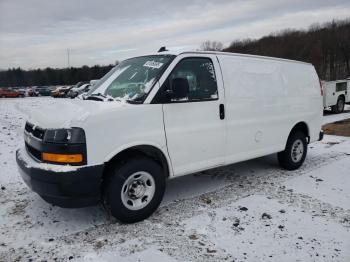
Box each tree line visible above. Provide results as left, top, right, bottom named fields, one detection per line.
left=0, top=64, right=114, bottom=87
left=220, top=19, right=349, bottom=81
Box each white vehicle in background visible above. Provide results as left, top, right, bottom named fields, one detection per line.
left=323, top=79, right=350, bottom=113
left=76, top=80, right=99, bottom=100
left=90, top=79, right=99, bottom=87
left=16, top=51, right=323, bottom=223
left=67, top=84, right=91, bottom=99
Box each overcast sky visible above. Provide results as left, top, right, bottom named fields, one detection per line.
left=0, top=0, right=349, bottom=69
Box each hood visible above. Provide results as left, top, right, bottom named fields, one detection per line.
left=27, top=99, right=128, bottom=129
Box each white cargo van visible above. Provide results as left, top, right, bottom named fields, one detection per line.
left=16, top=51, right=323, bottom=223
left=323, top=79, right=350, bottom=113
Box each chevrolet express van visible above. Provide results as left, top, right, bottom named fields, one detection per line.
left=16, top=51, right=323, bottom=223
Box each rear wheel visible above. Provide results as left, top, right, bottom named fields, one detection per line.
left=278, top=131, right=307, bottom=170
left=103, top=157, right=166, bottom=223
left=331, top=96, right=345, bottom=114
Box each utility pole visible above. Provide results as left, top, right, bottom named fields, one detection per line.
left=67, top=48, right=70, bottom=68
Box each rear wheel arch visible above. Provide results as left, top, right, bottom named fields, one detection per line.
left=339, top=94, right=345, bottom=101
left=289, top=122, right=309, bottom=143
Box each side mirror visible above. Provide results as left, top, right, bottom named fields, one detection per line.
left=167, top=78, right=189, bottom=101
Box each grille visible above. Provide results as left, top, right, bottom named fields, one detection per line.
left=25, top=142, right=42, bottom=161
left=25, top=122, right=45, bottom=140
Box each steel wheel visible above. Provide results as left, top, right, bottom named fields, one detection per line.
left=120, top=171, right=155, bottom=211
left=291, top=139, right=304, bottom=163
left=104, top=157, right=166, bottom=223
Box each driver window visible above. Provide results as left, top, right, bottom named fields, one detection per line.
left=168, top=58, right=218, bottom=102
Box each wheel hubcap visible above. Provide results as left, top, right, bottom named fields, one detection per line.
left=291, top=139, right=304, bottom=163
left=121, top=171, right=155, bottom=211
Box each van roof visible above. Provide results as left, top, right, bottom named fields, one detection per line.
left=154, top=50, right=311, bottom=66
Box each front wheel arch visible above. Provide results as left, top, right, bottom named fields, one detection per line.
left=102, top=145, right=171, bottom=183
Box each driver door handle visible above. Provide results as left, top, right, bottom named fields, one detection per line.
left=219, top=104, right=225, bottom=120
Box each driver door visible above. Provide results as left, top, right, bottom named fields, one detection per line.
left=160, top=55, right=226, bottom=176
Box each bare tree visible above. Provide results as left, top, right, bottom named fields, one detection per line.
left=200, top=41, right=224, bottom=51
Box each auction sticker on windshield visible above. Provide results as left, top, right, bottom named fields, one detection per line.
left=143, top=61, right=164, bottom=69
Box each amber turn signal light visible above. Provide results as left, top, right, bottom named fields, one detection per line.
left=42, top=152, right=83, bottom=164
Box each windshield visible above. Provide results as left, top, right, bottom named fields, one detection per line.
left=86, top=55, right=175, bottom=103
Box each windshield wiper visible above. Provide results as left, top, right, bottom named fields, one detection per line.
left=85, top=93, right=132, bottom=103
left=126, top=100, right=141, bottom=104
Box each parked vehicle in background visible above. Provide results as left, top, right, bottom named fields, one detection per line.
left=16, top=51, right=323, bottom=223
left=323, top=79, right=350, bottom=113
left=59, top=86, right=73, bottom=98
left=67, top=84, right=91, bottom=99
left=51, top=86, right=72, bottom=98
left=51, top=86, right=60, bottom=98
left=90, top=79, right=99, bottom=87
left=75, top=80, right=99, bottom=99
left=28, top=87, right=39, bottom=97
left=0, top=88, right=23, bottom=98
left=36, top=86, right=52, bottom=96
left=62, top=82, right=88, bottom=98
left=17, top=88, right=26, bottom=97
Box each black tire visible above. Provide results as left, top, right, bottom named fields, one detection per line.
left=278, top=131, right=307, bottom=170
left=331, top=96, right=345, bottom=114
left=103, top=157, right=166, bottom=223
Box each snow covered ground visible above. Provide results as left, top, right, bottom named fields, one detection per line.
left=0, top=97, right=349, bottom=261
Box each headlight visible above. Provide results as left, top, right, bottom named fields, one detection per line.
left=43, top=128, right=86, bottom=144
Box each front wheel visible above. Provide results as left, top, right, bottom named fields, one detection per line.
left=278, top=131, right=307, bottom=170
left=104, top=157, right=166, bottom=223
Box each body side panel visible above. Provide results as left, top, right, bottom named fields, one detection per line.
left=217, top=54, right=322, bottom=164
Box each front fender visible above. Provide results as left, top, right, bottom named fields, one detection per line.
left=103, top=142, right=174, bottom=177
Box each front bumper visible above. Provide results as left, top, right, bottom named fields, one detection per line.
left=16, top=148, right=104, bottom=208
